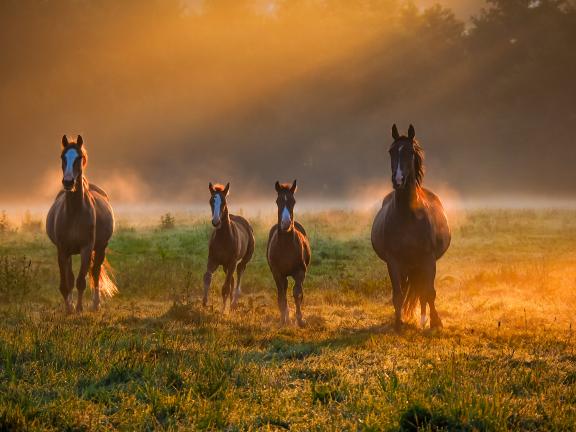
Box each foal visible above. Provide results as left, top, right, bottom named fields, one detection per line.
left=267, top=180, right=311, bottom=327
left=203, top=183, right=255, bottom=310
left=46, top=135, right=117, bottom=313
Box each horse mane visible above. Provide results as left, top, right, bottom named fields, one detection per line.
left=211, top=184, right=227, bottom=192
left=391, top=136, right=425, bottom=186
left=277, top=183, right=293, bottom=191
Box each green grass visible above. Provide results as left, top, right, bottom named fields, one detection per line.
left=0, top=209, right=575, bottom=430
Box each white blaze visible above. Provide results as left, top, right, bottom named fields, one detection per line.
left=395, top=165, right=404, bottom=185
left=395, top=145, right=404, bottom=185
left=64, top=149, right=79, bottom=177
left=281, top=206, right=291, bottom=226
left=213, top=194, right=222, bottom=221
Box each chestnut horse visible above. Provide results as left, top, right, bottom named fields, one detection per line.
left=267, top=180, right=311, bottom=327
left=203, top=183, right=255, bottom=310
left=46, top=135, right=117, bottom=314
left=371, top=125, right=450, bottom=331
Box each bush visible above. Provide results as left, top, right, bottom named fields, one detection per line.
left=160, top=213, right=176, bottom=230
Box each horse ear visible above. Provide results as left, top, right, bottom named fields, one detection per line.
left=76, top=135, right=83, bottom=147
left=275, top=181, right=281, bottom=192
left=408, top=124, right=415, bottom=140
left=209, top=182, right=215, bottom=194
left=224, top=182, right=230, bottom=196
left=62, top=135, right=69, bottom=148
left=392, top=124, right=400, bottom=141
left=290, top=179, right=298, bottom=194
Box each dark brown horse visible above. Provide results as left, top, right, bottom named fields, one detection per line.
left=267, top=180, right=311, bottom=327
left=371, top=125, right=450, bottom=331
left=203, top=182, right=255, bottom=310
left=46, top=135, right=117, bottom=314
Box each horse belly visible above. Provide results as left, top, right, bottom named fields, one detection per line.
left=371, top=205, right=392, bottom=262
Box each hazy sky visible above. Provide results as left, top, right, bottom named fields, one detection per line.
left=1, top=0, right=574, bottom=208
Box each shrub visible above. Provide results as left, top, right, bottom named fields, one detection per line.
left=160, top=213, right=176, bottom=230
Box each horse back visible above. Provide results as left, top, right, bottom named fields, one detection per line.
left=89, top=183, right=109, bottom=199
left=229, top=214, right=255, bottom=262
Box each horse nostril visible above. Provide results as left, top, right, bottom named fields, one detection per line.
left=62, top=179, right=74, bottom=189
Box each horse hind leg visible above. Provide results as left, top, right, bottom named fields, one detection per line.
left=421, top=260, right=443, bottom=329
left=231, top=260, right=248, bottom=310
left=420, top=298, right=428, bottom=329
left=222, top=264, right=236, bottom=311
left=90, top=248, right=106, bottom=311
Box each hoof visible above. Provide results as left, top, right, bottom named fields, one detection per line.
left=76, top=304, right=83, bottom=313
left=202, top=299, right=208, bottom=308
left=296, top=318, right=307, bottom=328
left=90, top=303, right=100, bottom=312
left=430, top=319, right=443, bottom=330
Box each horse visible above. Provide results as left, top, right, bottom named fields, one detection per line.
left=46, top=135, right=117, bottom=314
left=203, top=182, right=255, bottom=310
left=267, top=180, right=311, bottom=327
left=371, top=125, right=451, bottom=331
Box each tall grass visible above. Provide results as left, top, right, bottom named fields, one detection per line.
left=0, top=209, right=574, bottom=429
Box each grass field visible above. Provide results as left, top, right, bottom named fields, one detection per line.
left=0, top=208, right=575, bottom=431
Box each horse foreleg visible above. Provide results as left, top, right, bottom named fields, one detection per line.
left=203, top=260, right=218, bottom=307
left=58, top=252, right=73, bottom=314
left=273, top=273, right=289, bottom=325
left=76, top=246, right=92, bottom=313
left=90, top=248, right=105, bottom=311
left=293, top=270, right=306, bottom=328
left=222, top=263, right=236, bottom=311
left=386, top=260, right=404, bottom=331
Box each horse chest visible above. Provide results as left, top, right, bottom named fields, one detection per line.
left=57, top=217, right=95, bottom=252
left=385, top=216, right=433, bottom=258
left=209, top=233, right=238, bottom=263
left=269, top=238, right=304, bottom=275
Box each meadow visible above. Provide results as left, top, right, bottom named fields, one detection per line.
left=0, top=208, right=575, bottom=431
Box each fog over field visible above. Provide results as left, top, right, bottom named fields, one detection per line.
left=1, top=0, right=575, bottom=209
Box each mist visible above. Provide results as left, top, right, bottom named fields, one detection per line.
left=1, top=0, right=575, bottom=209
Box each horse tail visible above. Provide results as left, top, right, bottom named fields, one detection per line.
left=89, top=254, right=118, bottom=298
left=401, top=276, right=419, bottom=322
left=99, top=258, right=118, bottom=298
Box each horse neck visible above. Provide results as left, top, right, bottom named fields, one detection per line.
left=215, top=208, right=232, bottom=239
left=394, top=180, right=420, bottom=214
left=276, top=219, right=296, bottom=242
left=65, top=175, right=89, bottom=211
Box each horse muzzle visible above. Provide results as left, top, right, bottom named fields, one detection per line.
left=62, top=178, right=75, bottom=191
left=211, top=218, right=221, bottom=228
